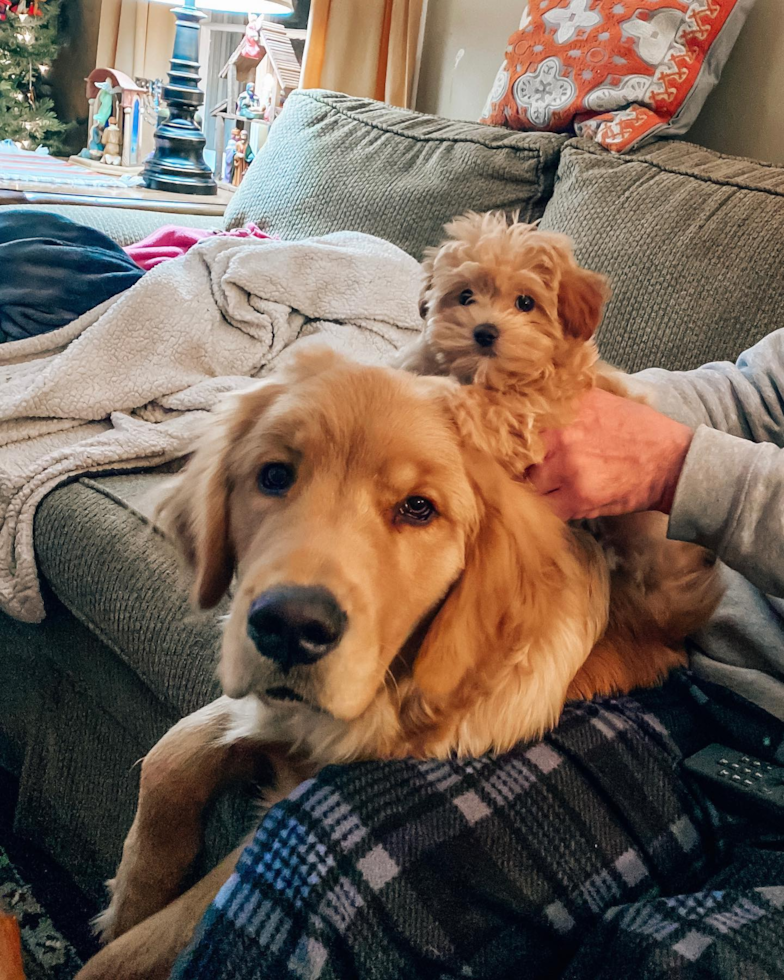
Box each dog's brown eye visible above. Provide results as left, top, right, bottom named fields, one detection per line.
left=458, top=289, right=474, bottom=306
left=258, top=462, right=295, bottom=497
left=397, top=495, right=437, bottom=526
left=516, top=295, right=535, bottom=313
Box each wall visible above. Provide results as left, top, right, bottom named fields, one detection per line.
left=52, top=0, right=103, bottom=144
left=687, top=0, right=784, bottom=163
left=416, top=0, right=784, bottom=165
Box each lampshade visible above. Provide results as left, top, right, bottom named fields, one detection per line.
left=148, top=0, right=293, bottom=13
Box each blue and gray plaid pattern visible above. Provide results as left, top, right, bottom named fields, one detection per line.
left=173, top=673, right=784, bottom=979
left=563, top=887, right=784, bottom=978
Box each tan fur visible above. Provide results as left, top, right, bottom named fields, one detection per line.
left=396, top=209, right=722, bottom=694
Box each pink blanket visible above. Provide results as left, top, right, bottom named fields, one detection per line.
left=124, top=222, right=273, bottom=271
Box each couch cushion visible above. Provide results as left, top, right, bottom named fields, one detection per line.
left=540, top=139, right=784, bottom=373
left=0, top=205, right=222, bottom=247
left=224, top=89, right=566, bottom=259
left=34, top=473, right=223, bottom=719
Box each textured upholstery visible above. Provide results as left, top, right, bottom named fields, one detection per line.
left=34, top=474, right=224, bottom=719
left=2, top=587, right=251, bottom=900
left=224, top=89, right=566, bottom=258
left=0, top=473, right=239, bottom=898
left=541, top=139, right=784, bottom=373
left=0, top=607, right=56, bottom=775
left=0, top=204, right=222, bottom=247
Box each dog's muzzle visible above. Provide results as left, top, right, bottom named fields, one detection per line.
left=247, top=585, right=347, bottom=673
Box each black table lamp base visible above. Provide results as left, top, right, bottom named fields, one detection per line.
left=142, top=0, right=217, bottom=196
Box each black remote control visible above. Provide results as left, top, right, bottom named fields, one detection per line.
left=683, top=743, right=784, bottom=818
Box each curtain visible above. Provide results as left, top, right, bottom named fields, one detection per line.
left=301, top=0, right=425, bottom=108
left=95, top=0, right=176, bottom=82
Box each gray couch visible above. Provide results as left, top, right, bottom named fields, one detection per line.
left=2, top=89, right=783, bottom=904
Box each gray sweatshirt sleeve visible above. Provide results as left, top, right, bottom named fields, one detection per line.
left=630, top=329, right=784, bottom=597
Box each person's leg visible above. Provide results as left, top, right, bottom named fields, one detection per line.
left=172, top=673, right=739, bottom=980
left=563, top=851, right=784, bottom=979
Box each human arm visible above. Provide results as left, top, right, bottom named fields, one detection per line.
left=528, top=330, right=784, bottom=597
left=628, top=328, right=784, bottom=443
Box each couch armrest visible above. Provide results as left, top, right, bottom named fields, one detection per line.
left=0, top=204, right=223, bottom=247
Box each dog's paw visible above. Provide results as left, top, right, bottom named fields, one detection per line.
left=93, top=870, right=170, bottom=945
left=91, top=904, right=116, bottom=946
left=92, top=876, right=128, bottom=945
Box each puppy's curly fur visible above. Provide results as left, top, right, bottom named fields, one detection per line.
left=395, top=210, right=630, bottom=469
left=395, top=210, right=722, bottom=685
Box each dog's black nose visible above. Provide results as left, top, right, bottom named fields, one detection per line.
left=247, top=585, right=347, bottom=673
left=473, top=324, right=499, bottom=349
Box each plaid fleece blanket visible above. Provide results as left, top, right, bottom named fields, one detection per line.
left=173, top=673, right=784, bottom=979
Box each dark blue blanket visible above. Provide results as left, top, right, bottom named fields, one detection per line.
left=0, top=210, right=143, bottom=343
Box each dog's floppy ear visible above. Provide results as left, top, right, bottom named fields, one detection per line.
left=413, top=448, right=563, bottom=704
left=155, top=415, right=236, bottom=610
left=155, top=382, right=282, bottom=609
left=558, top=263, right=610, bottom=341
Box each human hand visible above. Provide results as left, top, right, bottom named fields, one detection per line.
left=526, top=388, right=694, bottom=521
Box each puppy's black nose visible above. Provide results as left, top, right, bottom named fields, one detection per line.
left=247, top=586, right=347, bottom=673
left=473, top=324, right=499, bottom=349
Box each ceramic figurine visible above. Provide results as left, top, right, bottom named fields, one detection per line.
left=223, top=127, right=241, bottom=183
left=241, top=14, right=263, bottom=61
left=94, top=80, right=116, bottom=127
left=231, top=130, right=254, bottom=186
left=87, top=121, right=104, bottom=159
left=236, top=82, right=263, bottom=119
left=100, top=117, right=122, bottom=166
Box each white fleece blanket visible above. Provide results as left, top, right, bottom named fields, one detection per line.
left=0, top=231, right=422, bottom=622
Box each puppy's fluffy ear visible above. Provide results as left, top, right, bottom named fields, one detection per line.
left=558, top=264, right=610, bottom=341
left=413, top=447, right=562, bottom=703
left=155, top=382, right=282, bottom=609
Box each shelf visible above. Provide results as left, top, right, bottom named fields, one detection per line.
left=212, top=110, right=271, bottom=124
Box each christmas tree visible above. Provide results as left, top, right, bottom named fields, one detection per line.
left=0, top=0, right=66, bottom=151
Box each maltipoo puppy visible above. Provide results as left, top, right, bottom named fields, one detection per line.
left=394, top=210, right=720, bottom=684
left=394, top=210, right=628, bottom=471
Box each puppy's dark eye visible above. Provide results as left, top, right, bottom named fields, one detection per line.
left=516, top=295, right=535, bottom=313
left=258, top=462, right=295, bottom=496
left=458, top=289, right=474, bottom=306
left=397, top=496, right=437, bottom=526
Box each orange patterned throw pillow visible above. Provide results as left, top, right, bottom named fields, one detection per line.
left=480, top=0, right=755, bottom=151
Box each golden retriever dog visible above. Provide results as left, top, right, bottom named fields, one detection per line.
left=76, top=342, right=710, bottom=980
